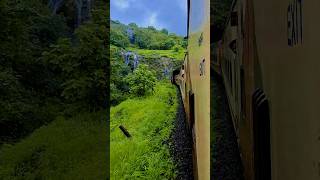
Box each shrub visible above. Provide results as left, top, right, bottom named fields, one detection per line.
left=125, top=64, right=156, bottom=97
left=172, top=45, right=182, bottom=52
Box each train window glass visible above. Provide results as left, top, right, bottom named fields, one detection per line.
left=235, top=62, right=238, bottom=103
left=228, top=61, right=231, bottom=86
left=226, top=59, right=229, bottom=81
left=226, top=60, right=229, bottom=83
left=230, top=61, right=233, bottom=94
left=228, top=61, right=230, bottom=84
left=231, top=11, right=238, bottom=26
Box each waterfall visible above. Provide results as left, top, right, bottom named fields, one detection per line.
left=123, top=51, right=139, bottom=70
left=48, top=0, right=64, bottom=14
left=160, top=57, right=173, bottom=79
left=133, top=54, right=139, bottom=69
left=48, top=0, right=92, bottom=28
left=126, top=28, right=135, bottom=44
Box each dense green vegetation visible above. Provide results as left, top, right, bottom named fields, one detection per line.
left=110, top=83, right=177, bottom=179
left=110, top=18, right=185, bottom=179
left=0, top=111, right=107, bottom=179
left=0, top=0, right=183, bottom=177
left=125, top=64, right=157, bottom=97
left=0, top=0, right=108, bottom=178
left=0, top=0, right=108, bottom=142
left=127, top=47, right=185, bottom=60
left=111, top=20, right=187, bottom=50
left=110, top=20, right=185, bottom=106
left=211, top=0, right=233, bottom=42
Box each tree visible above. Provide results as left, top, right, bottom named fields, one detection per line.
left=172, top=45, right=182, bottom=52
left=110, top=46, right=131, bottom=105
left=0, top=0, right=70, bottom=140
left=147, top=26, right=157, bottom=31
left=43, top=7, right=109, bottom=111
left=160, top=28, right=169, bottom=35
left=161, top=38, right=175, bottom=50
left=110, top=28, right=130, bottom=48
left=211, top=0, right=233, bottom=42
left=128, top=23, right=138, bottom=28
left=125, top=64, right=156, bottom=97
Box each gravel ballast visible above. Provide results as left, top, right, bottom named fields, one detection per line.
left=170, top=88, right=194, bottom=180
left=211, top=70, right=244, bottom=180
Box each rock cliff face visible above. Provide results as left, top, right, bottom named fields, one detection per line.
left=48, top=0, right=93, bottom=29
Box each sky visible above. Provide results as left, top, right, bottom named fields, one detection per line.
left=110, top=0, right=187, bottom=36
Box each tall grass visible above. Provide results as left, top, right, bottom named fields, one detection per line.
left=110, top=82, right=177, bottom=179
left=0, top=112, right=107, bottom=180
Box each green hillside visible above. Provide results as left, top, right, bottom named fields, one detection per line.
left=0, top=112, right=107, bottom=179
left=110, top=20, right=187, bottom=50
left=0, top=0, right=108, bottom=179
left=110, top=19, right=185, bottom=179
left=110, top=83, right=177, bottom=179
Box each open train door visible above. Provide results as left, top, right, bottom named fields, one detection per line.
left=252, top=89, right=271, bottom=180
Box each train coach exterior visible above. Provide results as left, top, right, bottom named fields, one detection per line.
left=218, top=0, right=320, bottom=179
left=173, top=0, right=210, bottom=179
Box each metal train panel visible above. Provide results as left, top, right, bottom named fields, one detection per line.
left=252, top=0, right=320, bottom=179
left=219, top=0, right=320, bottom=179
left=187, top=0, right=210, bottom=179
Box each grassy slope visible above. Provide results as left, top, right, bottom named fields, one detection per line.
left=110, top=44, right=185, bottom=61
left=127, top=47, right=185, bottom=60
left=0, top=112, right=107, bottom=180
left=110, top=82, right=177, bottom=179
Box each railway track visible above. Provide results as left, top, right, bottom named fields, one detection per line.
left=211, top=70, right=244, bottom=180
left=170, top=88, right=194, bottom=180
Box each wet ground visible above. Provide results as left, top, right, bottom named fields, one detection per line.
left=170, top=88, right=194, bottom=180
left=211, top=70, right=244, bottom=180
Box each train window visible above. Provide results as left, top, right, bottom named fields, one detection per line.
left=240, top=67, right=246, bottom=118
left=226, top=60, right=229, bottom=83
left=230, top=61, right=233, bottom=94
left=229, top=40, right=237, bottom=54
left=228, top=61, right=231, bottom=86
left=235, top=61, right=238, bottom=103
left=231, top=11, right=238, bottom=26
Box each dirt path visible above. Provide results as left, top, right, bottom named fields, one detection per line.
left=170, top=88, right=194, bottom=180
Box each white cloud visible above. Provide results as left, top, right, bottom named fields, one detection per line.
left=112, top=0, right=134, bottom=10
left=143, top=12, right=164, bottom=29
left=148, top=13, right=158, bottom=27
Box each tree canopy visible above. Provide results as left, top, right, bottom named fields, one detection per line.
left=0, top=0, right=108, bottom=141
left=211, top=0, right=233, bottom=42
left=110, top=20, right=187, bottom=50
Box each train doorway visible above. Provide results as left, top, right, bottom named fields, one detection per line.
left=252, top=89, right=271, bottom=180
